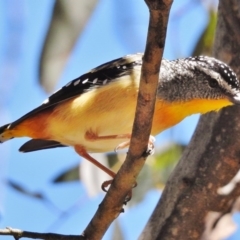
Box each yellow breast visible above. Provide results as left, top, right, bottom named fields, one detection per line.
left=151, top=98, right=233, bottom=135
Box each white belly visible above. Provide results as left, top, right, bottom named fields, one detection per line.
left=46, top=74, right=139, bottom=152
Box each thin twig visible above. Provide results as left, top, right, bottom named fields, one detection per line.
left=83, top=1, right=173, bottom=239
left=0, top=227, right=83, bottom=240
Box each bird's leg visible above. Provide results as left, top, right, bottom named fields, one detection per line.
left=74, top=145, right=118, bottom=196
left=115, top=135, right=156, bottom=155
left=74, top=145, right=134, bottom=202
left=74, top=145, right=116, bottom=178
left=85, top=130, right=131, bottom=141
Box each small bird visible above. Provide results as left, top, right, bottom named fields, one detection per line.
left=1, top=53, right=240, bottom=185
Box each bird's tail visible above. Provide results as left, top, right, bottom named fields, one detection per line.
left=0, top=123, right=14, bottom=143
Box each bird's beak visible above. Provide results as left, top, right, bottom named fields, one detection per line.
left=231, top=92, right=240, bottom=104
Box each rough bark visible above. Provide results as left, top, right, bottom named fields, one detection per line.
left=0, top=1, right=173, bottom=239
left=83, top=1, right=173, bottom=239
left=140, top=0, right=240, bottom=239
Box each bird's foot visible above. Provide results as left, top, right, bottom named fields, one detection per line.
left=147, top=135, right=155, bottom=155
left=101, top=179, right=137, bottom=203
left=114, top=140, right=131, bottom=152
left=115, top=135, right=156, bottom=154
left=101, top=179, right=114, bottom=192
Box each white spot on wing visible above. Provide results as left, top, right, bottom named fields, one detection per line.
left=65, top=81, right=72, bottom=87
left=93, top=78, right=98, bottom=84
left=74, top=79, right=81, bottom=86
left=82, top=78, right=88, bottom=84
left=42, top=98, right=49, bottom=104
left=103, top=79, right=108, bottom=85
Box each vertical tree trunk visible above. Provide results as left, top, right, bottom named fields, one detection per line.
left=140, top=0, right=240, bottom=239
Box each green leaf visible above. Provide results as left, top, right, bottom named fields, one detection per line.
left=149, top=143, right=185, bottom=185
left=7, top=179, right=44, bottom=199
left=192, top=9, right=217, bottom=56
left=106, top=152, right=119, bottom=168
left=53, top=165, right=79, bottom=183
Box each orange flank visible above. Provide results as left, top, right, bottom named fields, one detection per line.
left=6, top=111, right=52, bottom=140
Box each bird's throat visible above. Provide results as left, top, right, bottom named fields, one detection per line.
left=151, top=98, right=233, bottom=134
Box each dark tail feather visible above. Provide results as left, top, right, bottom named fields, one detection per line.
left=19, top=139, right=67, bottom=152
left=0, top=123, right=12, bottom=143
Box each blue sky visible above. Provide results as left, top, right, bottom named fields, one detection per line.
left=0, top=0, right=239, bottom=239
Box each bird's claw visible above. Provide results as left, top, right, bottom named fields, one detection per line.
left=101, top=180, right=138, bottom=203
left=115, top=135, right=156, bottom=154
left=147, top=136, right=155, bottom=155
left=101, top=179, right=113, bottom=192
left=123, top=181, right=138, bottom=204
left=114, top=140, right=130, bottom=152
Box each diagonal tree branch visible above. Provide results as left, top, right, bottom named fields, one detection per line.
left=82, top=0, right=173, bottom=239
left=140, top=0, right=240, bottom=239
left=0, top=1, right=173, bottom=239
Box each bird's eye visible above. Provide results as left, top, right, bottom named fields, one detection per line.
left=208, top=78, right=219, bottom=88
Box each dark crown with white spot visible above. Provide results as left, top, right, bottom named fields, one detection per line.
left=186, top=56, right=239, bottom=90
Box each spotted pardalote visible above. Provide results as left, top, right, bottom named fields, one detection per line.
left=0, top=53, right=239, bottom=180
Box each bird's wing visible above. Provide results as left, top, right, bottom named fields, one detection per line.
left=19, top=139, right=66, bottom=152
left=10, top=54, right=143, bottom=129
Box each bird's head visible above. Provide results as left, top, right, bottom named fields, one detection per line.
left=159, top=56, right=240, bottom=113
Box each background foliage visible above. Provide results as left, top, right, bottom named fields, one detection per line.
left=1, top=0, right=239, bottom=239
